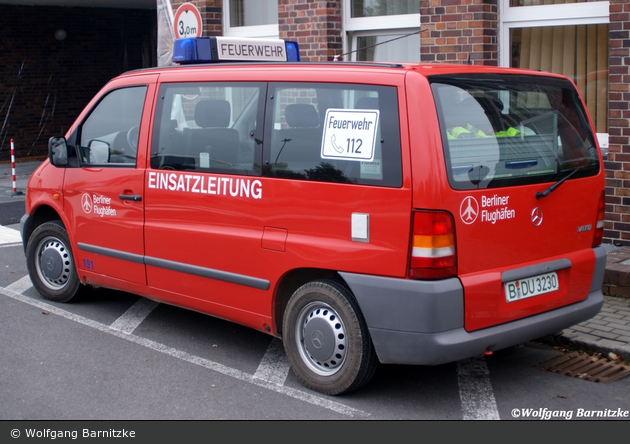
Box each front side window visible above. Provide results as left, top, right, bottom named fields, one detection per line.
left=431, top=74, right=600, bottom=190
left=263, top=83, right=402, bottom=187
left=151, top=82, right=264, bottom=176
left=79, top=86, right=147, bottom=166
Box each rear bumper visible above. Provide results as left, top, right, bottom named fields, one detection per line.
left=339, top=245, right=606, bottom=365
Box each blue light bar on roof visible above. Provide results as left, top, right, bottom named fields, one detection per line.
left=173, top=37, right=301, bottom=64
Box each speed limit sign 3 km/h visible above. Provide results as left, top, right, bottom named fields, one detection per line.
left=174, top=3, right=203, bottom=39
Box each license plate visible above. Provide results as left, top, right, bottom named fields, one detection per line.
left=504, top=271, right=559, bottom=302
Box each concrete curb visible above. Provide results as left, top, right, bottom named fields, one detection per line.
left=537, top=295, right=630, bottom=364
left=539, top=332, right=630, bottom=363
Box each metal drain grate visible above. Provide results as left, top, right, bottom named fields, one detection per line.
left=537, top=351, right=630, bottom=384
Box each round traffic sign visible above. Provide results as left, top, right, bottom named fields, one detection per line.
left=174, top=3, right=203, bottom=39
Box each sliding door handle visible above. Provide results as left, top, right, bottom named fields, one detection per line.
left=119, top=194, right=142, bottom=202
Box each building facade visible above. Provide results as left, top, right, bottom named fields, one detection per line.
left=0, top=0, right=627, bottom=246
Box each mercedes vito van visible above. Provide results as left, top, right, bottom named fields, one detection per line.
left=22, top=37, right=606, bottom=395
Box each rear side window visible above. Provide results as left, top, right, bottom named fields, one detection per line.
left=430, top=74, right=600, bottom=190
left=263, top=83, right=402, bottom=187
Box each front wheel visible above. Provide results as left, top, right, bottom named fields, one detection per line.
left=282, top=279, right=378, bottom=395
left=26, top=221, right=90, bottom=303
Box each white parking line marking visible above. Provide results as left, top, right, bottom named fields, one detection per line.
left=5, top=275, right=33, bottom=294
left=0, top=285, right=368, bottom=418
left=0, top=226, right=21, bottom=245
left=457, top=356, right=500, bottom=420
left=109, top=298, right=160, bottom=334
left=254, top=338, right=291, bottom=385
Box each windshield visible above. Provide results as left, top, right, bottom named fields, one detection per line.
left=430, top=74, right=600, bottom=190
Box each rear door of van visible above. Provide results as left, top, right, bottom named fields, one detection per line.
left=411, top=71, right=605, bottom=332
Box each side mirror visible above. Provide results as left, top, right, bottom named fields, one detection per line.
left=48, top=136, right=68, bottom=167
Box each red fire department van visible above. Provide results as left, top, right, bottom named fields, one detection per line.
left=21, top=37, right=606, bottom=395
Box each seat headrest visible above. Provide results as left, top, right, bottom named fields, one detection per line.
left=194, top=100, right=231, bottom=128
left=476, top=96, right=504, bottom=113
left=459, top=97, right=492, bottom=128
left=443, top=97, right=489, bottom=129
left=284, top=104, right=319, bottom=128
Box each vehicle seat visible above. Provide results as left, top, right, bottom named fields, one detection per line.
left=271, top=103, right=323, bottom=165
left=186, top=99, right=239, bottom=168
left=476, top=96, right=511, bottom=132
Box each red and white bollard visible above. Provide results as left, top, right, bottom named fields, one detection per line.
left=8, top=139, right=24, bottom=196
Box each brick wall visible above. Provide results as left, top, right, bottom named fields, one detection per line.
left=0, top=5, right=155, bottom=162
left=278, top=0, right=342, bottom=62
left=604, top=0, right=630, bottom=246
left=420, top=0, right=498, bottom=65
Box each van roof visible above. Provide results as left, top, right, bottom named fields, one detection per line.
left=117, top=60, right=566, bottom=82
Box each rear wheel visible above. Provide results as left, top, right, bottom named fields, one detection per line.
left=282, top=279, right=378, bottom=395
left=26, top=221, right=90, bottom=302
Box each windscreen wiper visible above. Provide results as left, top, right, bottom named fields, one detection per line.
left=535, top=164, right=592, bottom=199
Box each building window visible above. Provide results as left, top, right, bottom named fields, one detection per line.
left=355, top=33, right=420, bottom=62
left=509, top=0, right=606, bottom=6
left=225, top=0, right=278, bottom=38
left=500, top=0, right=610, bottom=139
left=510, top=24, right=608, bottom=134
left=351, top=0, right=419, bottom=17
left=344, top=0, right=420, bottom=62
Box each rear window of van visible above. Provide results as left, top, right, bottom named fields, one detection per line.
left=430, top=74, right=600, bottom=190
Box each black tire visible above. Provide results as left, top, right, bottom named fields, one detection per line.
left=25, top=220, right=90, bottom=303
left=282, top=279, right=378, bottom=395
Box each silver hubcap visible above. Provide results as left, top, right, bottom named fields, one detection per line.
left=296, top=302, right=348, bottom=376
left=35, top=236, right=72, bottom=291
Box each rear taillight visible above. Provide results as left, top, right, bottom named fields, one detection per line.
left=593, top=191, right=605, bottom=247
left=409, top=210, right=456, bottom=279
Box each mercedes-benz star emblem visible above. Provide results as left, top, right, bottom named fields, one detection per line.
left=310, top=330, right=324, bottom=349
left=45, top=257, right=55, bottom=271
left=531, top=207, right=543, bottom=226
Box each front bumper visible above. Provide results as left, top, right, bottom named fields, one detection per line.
left=20, top=213, right=30, bottom=252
